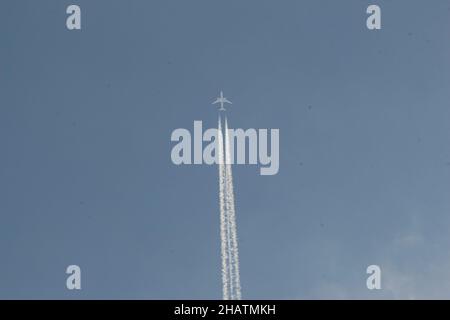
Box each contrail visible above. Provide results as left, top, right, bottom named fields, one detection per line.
left=224, top=116, right=242, bottom=300
left=217, top=115, right=242, bottom=300
left=217, top=116, right=230, bottom=300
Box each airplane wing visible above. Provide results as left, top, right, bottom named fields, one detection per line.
left=212, top=99, right=220, bottom=104
left=223, top=98, right=232, bottom=104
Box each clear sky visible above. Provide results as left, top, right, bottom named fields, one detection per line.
left=1, top=0, right=450, bottom=299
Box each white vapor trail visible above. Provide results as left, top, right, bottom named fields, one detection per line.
left=224, top=117, right=242, bottom=300
left=217, top=115, right=242, bottom=300
left=217, top=117, right=230, bottom=300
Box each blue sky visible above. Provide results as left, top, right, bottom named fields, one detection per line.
left=1, top=0, right=450, bottom=299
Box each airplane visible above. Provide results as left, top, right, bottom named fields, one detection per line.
left=212, top=91, right=232, bottom=111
